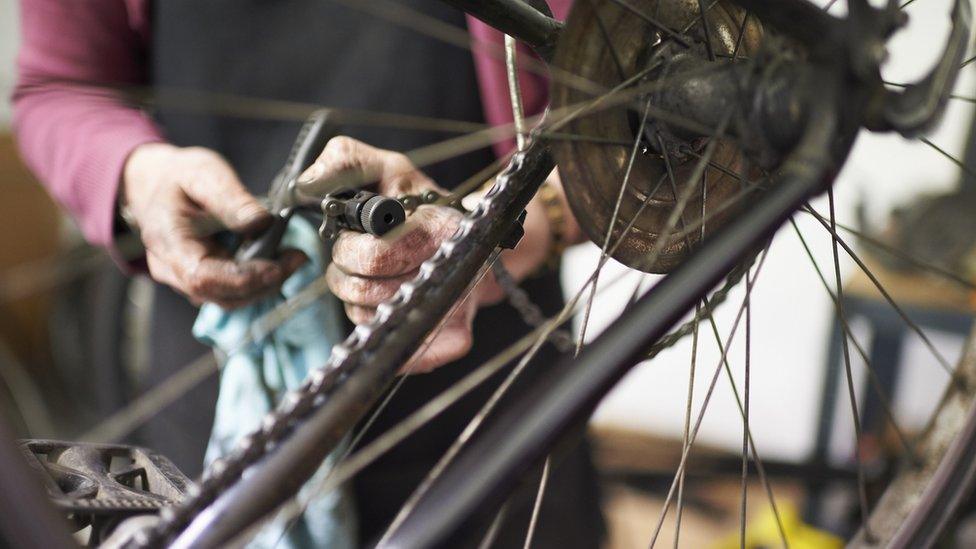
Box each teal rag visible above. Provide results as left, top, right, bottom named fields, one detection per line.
left=193, top=216, right=356, bottom=549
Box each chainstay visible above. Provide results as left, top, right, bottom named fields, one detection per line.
left=137, top=143, right=556, bottom=548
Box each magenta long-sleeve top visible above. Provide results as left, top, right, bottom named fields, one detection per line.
left=13, top=0, right=570, bottom=254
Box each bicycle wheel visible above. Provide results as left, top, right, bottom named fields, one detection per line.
left=9, top=0, right=976, bottom=547
left=357, top=1, right=976, bottom=548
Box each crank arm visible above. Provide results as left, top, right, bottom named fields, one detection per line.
left=235, top=110, right=339, bottom=261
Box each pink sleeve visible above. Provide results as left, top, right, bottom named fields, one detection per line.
left=467, top=0, right=573, bottom=158
left=12, top=0, right=163, bottom=251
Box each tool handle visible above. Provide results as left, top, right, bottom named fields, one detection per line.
left=267, top=110, right=339, bottom=210
left=238, top=111, right=339, bottom=261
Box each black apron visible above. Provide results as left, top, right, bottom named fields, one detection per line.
left=144, top=1, right=605, bottom=546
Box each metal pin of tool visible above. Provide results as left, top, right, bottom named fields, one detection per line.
left=319, top=188, right=407, bottom=242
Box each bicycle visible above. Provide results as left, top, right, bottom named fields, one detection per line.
left=6, top=0, right=976, bottom=547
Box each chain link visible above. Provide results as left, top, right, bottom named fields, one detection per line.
left=400, top=188, right=574, bottom=354
left=491, top=262, right=576, bottom=353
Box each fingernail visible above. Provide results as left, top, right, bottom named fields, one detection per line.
left=298, top=163, right=323, bottom=184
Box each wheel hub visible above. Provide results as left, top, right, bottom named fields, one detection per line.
left=550, top=0, right=764, bottom=273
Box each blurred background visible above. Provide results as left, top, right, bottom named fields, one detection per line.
left=2, top=0, right=975, bottom=546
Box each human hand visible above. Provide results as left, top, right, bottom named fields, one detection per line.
left=122, top=143, right=306, bottom=308
left=304, top=137, right=502, bottom=374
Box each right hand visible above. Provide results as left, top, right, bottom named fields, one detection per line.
left=122, top=143, right=306, bottom=309
left=303, top=136, right=503, bottom=373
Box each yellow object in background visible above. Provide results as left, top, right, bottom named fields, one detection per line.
left=713, top=502, right=842, bottom=549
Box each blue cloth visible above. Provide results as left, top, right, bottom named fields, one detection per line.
left=193, top=216, right=356, bottom=549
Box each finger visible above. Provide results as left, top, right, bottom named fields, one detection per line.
left=331, top=206, right=461, bottom=277
left=149, top=251, right=242, bottom=309
left=146, top=251, right=180, bottom=291
left=178, top=148, right=271, bottom=235
left=169, top=243, right=287, bottom=303
left=400, top=300, right=476, bottom=374
left=297, top=136, right=437, bottom=197
left=326, top=264, right=417, bottom=307
left=344, top=304, right=377, bottom=325
left=345, top=305, right=473, bottom=373
left=402, top=323, right=474, bottom=374
left=475, top=267, right=505, bottom=306
left=276, top=248, right=310, bottom=278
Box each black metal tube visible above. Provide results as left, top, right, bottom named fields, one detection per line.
left=169, top=145, right=555, bottom=549
left=380, top=95, right=844, bottom=549
left=438, top=0, right=562, bottom=59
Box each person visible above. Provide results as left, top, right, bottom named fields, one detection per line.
left=14, top=0, right=606, bottom=546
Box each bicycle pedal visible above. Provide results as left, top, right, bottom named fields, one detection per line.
left=21, top=440, right=190, bottom=535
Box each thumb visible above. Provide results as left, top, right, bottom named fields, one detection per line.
left=296, top=136, right=435, bottom=198
left=180, top=149, right=271, bottom=234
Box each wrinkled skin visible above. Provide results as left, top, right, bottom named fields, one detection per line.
left=123, top=143, right=306, bottom=309
left=301, top=137, right=506, bottom=374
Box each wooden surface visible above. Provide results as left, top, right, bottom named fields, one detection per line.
left=0, top=133, right=62, bottom=360
left=590, top=426, right=811, bottom=548
left=844, top=255, right=974, bottom=313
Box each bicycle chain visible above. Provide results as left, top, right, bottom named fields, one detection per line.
left=643, top=250, right=756, bottom=359
left=135, top=151, right=747, bottom=547
left=400, top=188, right=575, bottom=354
left=491, top=262, right=576, bottom=353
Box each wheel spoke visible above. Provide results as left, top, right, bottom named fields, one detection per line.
left=644, top=130, right=786, bottom=544
left=790, top=218, right=917, bottom=458
left=731, top=12, right=751, bottom=61
left=647, top=247, right=771, bottom=548
left=672, top=304, right=700, bottom=549
left=697, top=0, right=718, bottom=61
left=478, top=501, right=509, bottom=549
left=537, top=132, right=634, bottom=146
left=587, top=0, right=628, bottom=81
left=816, top=214, right=976, bottom=289
left=884, top=81, right=976, bottom=107
left=522, top=457, right=551, bottom=549
left=680, top=0, right=719, bottom=34
left=804, top=205, right=958, bottom=378
left=826, top=189, right=876, bottom=542
left=740, top=278, right=752, bottom=549
left=330, top=0, right=608, bottom=97
left=920, top=136, right=976, bottom=180
left=578, top=98, right=654, bottom=355
left=701, top=305, right=790, bottom=549
left=604, top=0, right=693, bottom=48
